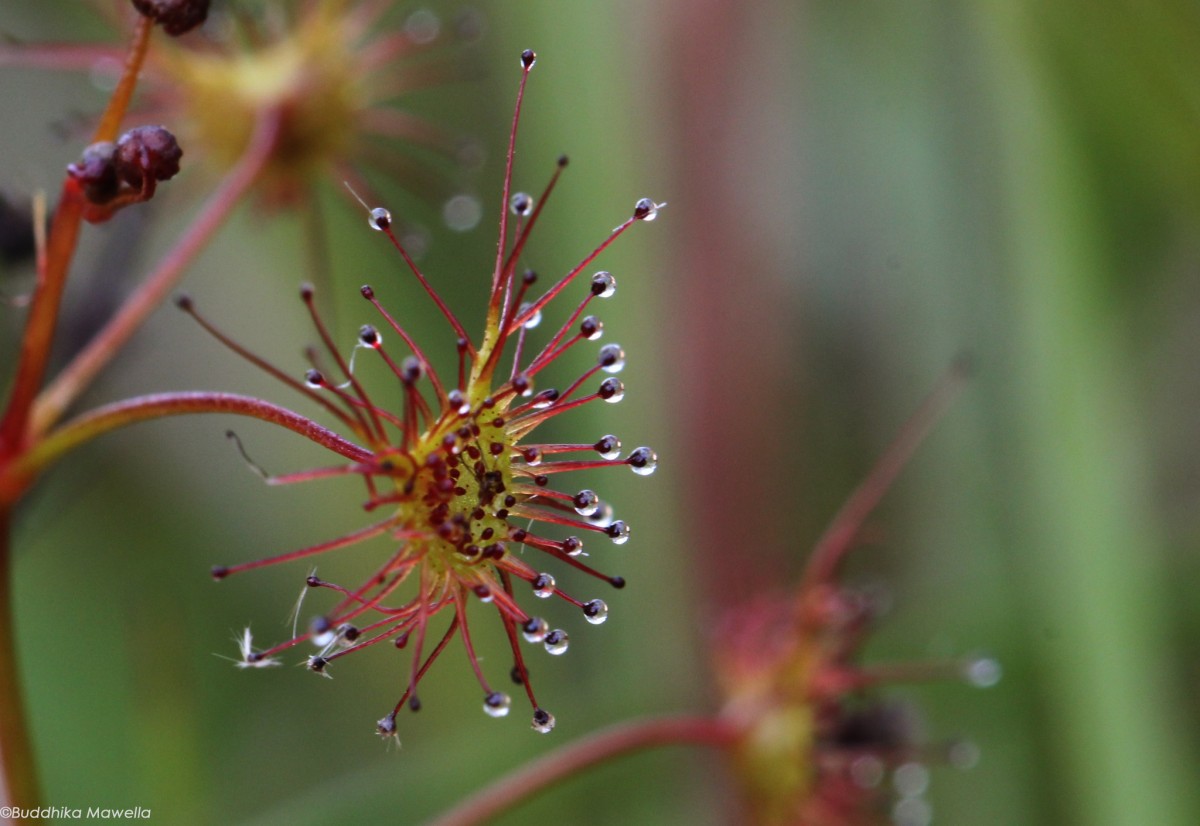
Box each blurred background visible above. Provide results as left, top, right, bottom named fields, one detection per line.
left=2, top=1, right=1199, bottom=824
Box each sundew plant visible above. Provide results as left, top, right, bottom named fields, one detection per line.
left=4, top=2, right=1192, bottom=825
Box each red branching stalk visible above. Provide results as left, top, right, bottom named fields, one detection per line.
left=0, top=16, right=168, bottom=815
left=0, top=12, right=162, bottom=459
left=29, top=109, right=285, bottom=438
left=427, top=716, right=741, bottom=826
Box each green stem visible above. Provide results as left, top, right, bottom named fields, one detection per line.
left=4, top=392, right=372, bottom=501
left=0, top=506, right=40, bottom=821
left=425, top=715, right=739, bottom=826
left=30, top=109, right=284, bottom=438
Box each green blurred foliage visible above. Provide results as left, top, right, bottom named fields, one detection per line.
left=1, top=1, right=1198, bottom=824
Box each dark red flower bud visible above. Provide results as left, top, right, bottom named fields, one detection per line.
left=115, top=126, right=182, bottom=189
left=130, top=0, right=210, bottom=36
left=67, top=142, right=120, bottom=205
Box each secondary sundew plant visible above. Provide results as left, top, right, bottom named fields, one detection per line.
left=712, top=361, right=996, bottom=826
left=174, top=48, right=664, bottom=738
left=3, top=0, right=479, bottom=209
left=429, top=365, right=995, bottom=826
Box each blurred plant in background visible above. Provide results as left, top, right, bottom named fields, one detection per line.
left=430, top=363, right=996, bottom=826
left=1, top=1, right=1198, bottom=825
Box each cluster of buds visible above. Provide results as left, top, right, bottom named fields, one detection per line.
left=67, top=125, right=182, bottom=220
left=194, top=50, right=663, bottom=738
left=130, top=0, right=209, bottom=36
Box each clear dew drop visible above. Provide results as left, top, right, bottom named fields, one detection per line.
left=582, top=599, right=609, bottom=625
left=368, top=207, right=392, bottom=231
left=580, top=315, right=603, bottom=341
left=591, top=270, right=617, bottom=298
left=532, top=389, right=558, bottom=409
left=447, top=389, right=470, bottom=415
left=850, top=755, right=885, bottom=789
left=627, top=446, right=658, bottom=476
left=359, top=325, right=382, bottom=348
left=947, top=739, right=981, bottom=771
left=633, top=197, right=661, bottom=221
left=561, top=536, right=584, bottom=557
left=443, top=193, right=482, bottom=231
left=403, top=8, right=441, bottom=44
left=88, top=56, right=122, bottom=93
left=607, top=520, right=631, bottom=545
left=510, top=192, right=534, bottom=216
left=588, top=501, right=615, bottom=528
left=543, top=629, right=570, bottom=655
left=523, top=447, right=543, bottom=466
left=573, top=489, right=600, bottom=516
left=483, top=691, right=512, bottom=718
left=963, top=656, right=1002, bottom=688
left=598, top=343, right=626, bottom=373
left=532, top=573, right=556, bottom=598
left=595, top=435, right=621, bottom=460
left=893, top=762, right=931, bottom=798
left=599, top=377, right=625, bottom=404
left=891, top=797, right=933, bottom=826
left=522, top=617, right=549, bottom=643
left=531, top=708, right=555, bottom=734
left=401, top=356, right=423, bottom=384
left=519, top=301, right=542, bottom=330
left=334, top=623, right=360, bottom=648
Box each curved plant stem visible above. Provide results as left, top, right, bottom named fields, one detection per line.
left=800, top=357, right=969, bottom=594
left=426, top=715, right=739, bottom=826
left=4, top=392, right=372, bottom=501
left=0, top=506, right=40, bottom=819
left=30, top=109, right=284, bottom=438
left=91, top=15, right=153, bottom=144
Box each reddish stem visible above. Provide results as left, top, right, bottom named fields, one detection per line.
left=3, top=392, right=372, bottom=502
left=0, top=184, right=86, bottom=454
left=0, top=506, right=41, bottom=819
left=30, top=109, right=284, bottom=438
left=800, top=358, right=969, bottom=595
left=92, top=16, right=153, bottom=144
left=426, top=715, right=740, bottom=826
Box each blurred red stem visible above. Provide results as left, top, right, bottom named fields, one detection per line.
left=0, top=185, right=86, bottom=454
left=800, top=359, right=969, bottom=594
left=426, top=715, right=739, bottom=826
left=92, top=16, right=153, bottom=144
left=0, top=506, right=40, bottom=821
